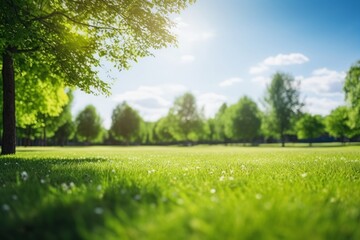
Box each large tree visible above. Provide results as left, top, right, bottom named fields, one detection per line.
left=0, top=0, right=194, bottom=154
left=110, top=102, right=142, bottom=144
left=344, top=60, right=360, bottom=129
left=224, top=96, right=261, bottom=144
left=264, top=72, right=303, bottom=147
left=295, top=113, right=324, bottom=147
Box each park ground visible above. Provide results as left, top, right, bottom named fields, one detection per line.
left=0, top=145, right=359, bottom=239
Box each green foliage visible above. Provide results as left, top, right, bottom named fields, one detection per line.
left=295, top=113, right=325, bottom=146
left=0, top=146, right=359, bottom=239
left=154, top=115, right=177, bottom=143
left=109, top=102, right=143, bottom=144
left=224, top=96, right=261, bottom=143
left=344, top=60, right=360, bottom=128
left=0, top=0, right=195, bottom=94
left=325, top=106, right=353, bottom=142
left=211, top=103, right=228, bottom=142
left=75, top=105, right=103, bottom=143
left=169, top=92, right=205, bottom=142
left=264, top=72, right=303, bottom=146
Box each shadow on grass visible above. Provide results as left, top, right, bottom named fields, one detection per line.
left=0, top=157, right=164, bottom=240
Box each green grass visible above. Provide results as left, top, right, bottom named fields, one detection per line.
left=1, top=146, right=359, bottom=239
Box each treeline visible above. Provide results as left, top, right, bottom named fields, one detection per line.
left=9, top=61, right=360, bottom=147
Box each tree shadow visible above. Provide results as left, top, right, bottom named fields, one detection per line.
left=0, top=157, right=165, bottom=239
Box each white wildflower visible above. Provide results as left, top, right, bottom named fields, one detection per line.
left=301, top=173, right=308, bottom=178
left=2, top=204, right=10, bottom=211
left=40, top=179, right=46, bottom=184
left=94, top=207, right=104, bottom=215
left=219, top=176, right=225, bottom=181
left=21, top=171, right=28, bottom=181
left=210, top=188, right=216, bottom=194
left=134, top=194, right=141, bottom=201
left=255, top=193, right=263, bottom=200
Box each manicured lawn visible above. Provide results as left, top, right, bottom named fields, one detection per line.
left=1, top=146, right=359, bottom=239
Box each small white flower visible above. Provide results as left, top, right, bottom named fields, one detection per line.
left=134, top=194, right=141, bottom=201
left=301, top=173, right=308, bottom=178
left=21, top=171, right=28, bottom=181
left=219, top=176, right=225, bottom=181
left=94, top=207, right=104, bottom=215
left=255, top=193, right=263, bottom=200
left=210, top=188, right=216, bottom=194
left=61, top=183, right=69, bottom=191
left=2, top=204, right=10, bottom=211
left=97, top=185, right=102, bottom=191
left=69, top=182, right=75, bottom=188
left=111, top=169, right=116, bottom=173
left=40, top=179, right=46, bottom=184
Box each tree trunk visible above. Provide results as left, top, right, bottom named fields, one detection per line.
left=1, top=50, right=16, bottom=155
left=281, top=132, right=285, bottom=147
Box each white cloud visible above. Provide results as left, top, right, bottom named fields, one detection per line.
left=219, top=77, right=243, bottom=87
left=249, top=64, right=269, bottom=75
left=250, top=53, right=309, bottom=75
left=305, top=97, right=343, bottom=115
left=112, top=84, right=187, bottom=121
left=181, top=54, right=195, bottom=63
left=173, top=17, right=215, bottom=45
left=251, top=76, right=271, bottom=86
left=197, top=93, right=228, bottom=118
left=263, top=53, right=309, bottom=66
left=300, top=68, right=345, bottom=96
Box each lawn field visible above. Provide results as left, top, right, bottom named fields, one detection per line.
left=1, top=146, right=360, bottom=239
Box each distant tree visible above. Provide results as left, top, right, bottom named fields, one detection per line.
left=325, top=106, right=353, bottom=143
left=344, top=61, right=360, bottom=129
left=110, top=102, right=142, bottom=144
left=170, top=92, right=204, bottom=142
left=1, top=0, right=194, bottom=154
left=75, top=105, right=102, bottom=143
left=224, top=96, right=261, bottom=144
left=212, top=103, right=228, bottom=142
left=264, top=72, right=303, bottom=147
left=295, top=113, right=324, bottom=146
left=52, top=90, right=75, bottom=146
left=154, top=115, right=177, bottom=143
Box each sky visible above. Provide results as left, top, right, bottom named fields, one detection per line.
left=72, top=0, right=360, bottom=129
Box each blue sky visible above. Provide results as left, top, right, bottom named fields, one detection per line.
left=72, top=0, right=360, bottom=128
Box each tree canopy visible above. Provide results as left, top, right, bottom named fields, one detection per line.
left=295, top=113, right=324, bottom=146
left=110, top=102, right=142, bottom=144
left=75, top=105, right=102, bottom=143
left=224, top=96, right=261, bottom=144
left=264, top=72, right=303, bottom=147
left=344, top=60, right=360, bottom=129
left=1, top=0, right=195, bottom=154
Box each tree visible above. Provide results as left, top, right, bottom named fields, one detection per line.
left=154, top=115, right=177, bottom=144
left=170, top=92, right=204, bottom=142
left=110, top=102, right=142, bottom=144
left=52, top=90, right=75, bottom=146
left=212, top=103, right=228, bottom=142
left=325, top=106, right=353, bottom=143
left=295, top=113, right=324, bottom=147
left=344, top=61, right=360, bottom=129
left=0, top=0, right=194, bottom=154
left=264, top=72, right=303, bottom=147
left=224, top=96, right=261, bottom=144
left=75, top=105, right=102, bottom=143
